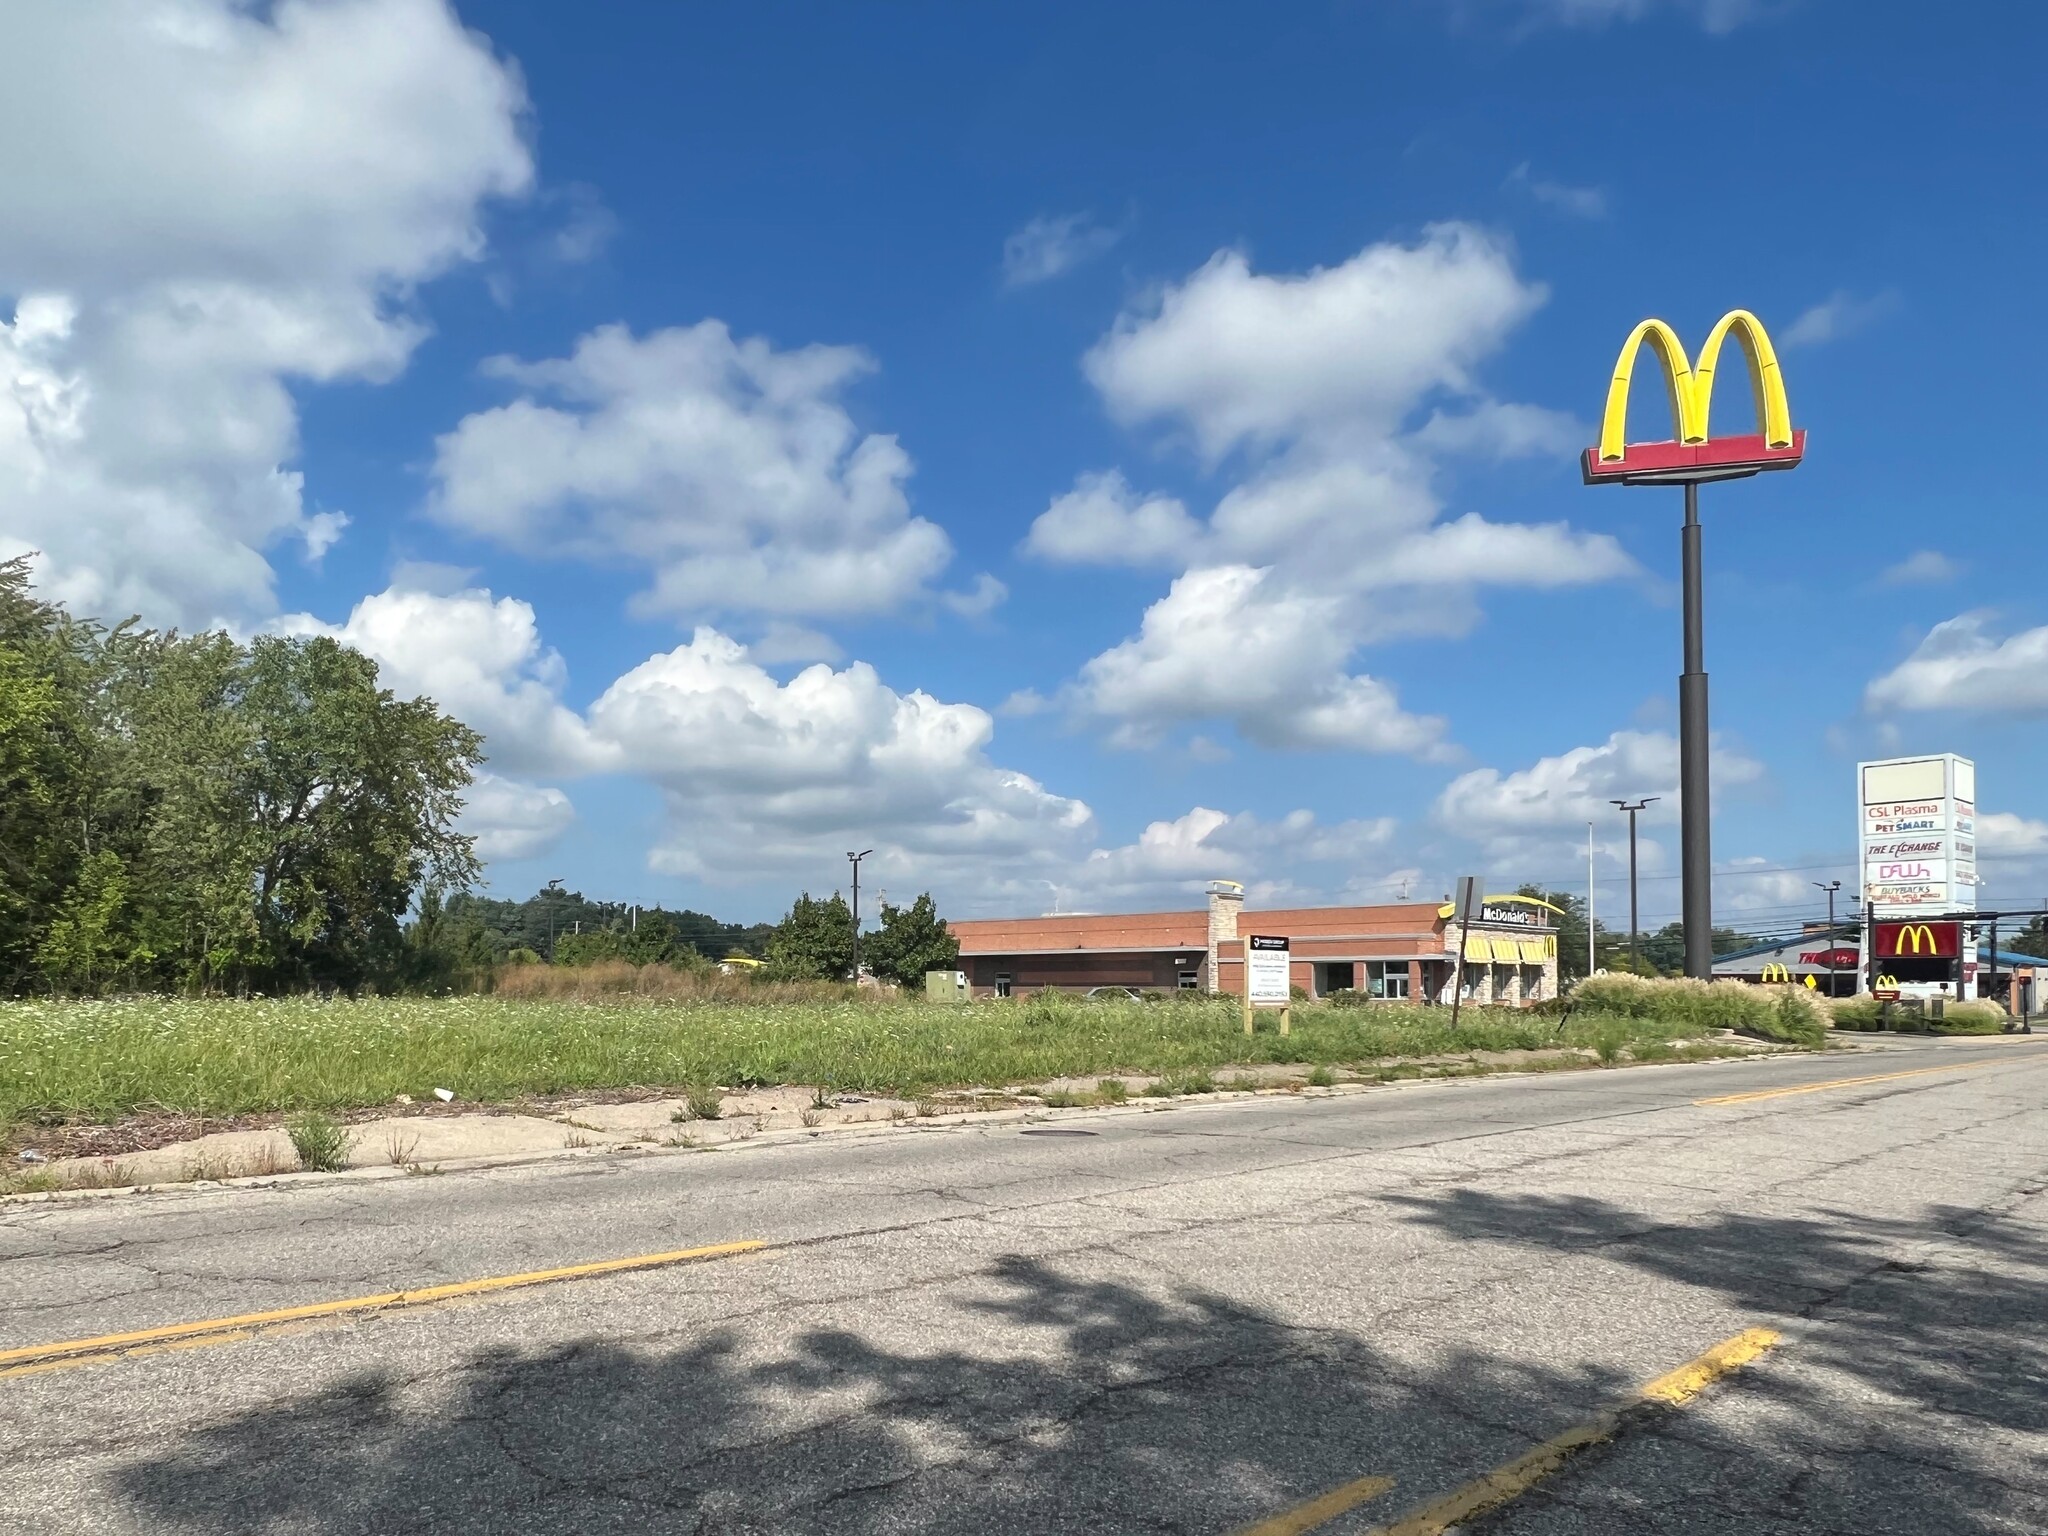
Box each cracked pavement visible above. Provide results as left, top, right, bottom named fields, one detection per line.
left=2, top=1037, right=2044, bottom=1534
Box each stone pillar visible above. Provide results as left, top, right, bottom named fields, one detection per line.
left=1206, top=880, right=1244, bottom=995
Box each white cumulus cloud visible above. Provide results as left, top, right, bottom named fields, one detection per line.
left=1865, top=614, right=2048, bottom=715
left=1435, top=729, right=1765, bottom=850
left=1072, top=566, right=1450, bottom=756
left=459, top=774, right=576, bottom=863
left=0, top=0, right=531, bottom=627
left=1063, top=806, right=1400, bottom=911
left=1042, top=226, right=1636, bottom=752
left=429, top=320, right=954, bottom=625
left=1025, top=470, right=1201, bottom=569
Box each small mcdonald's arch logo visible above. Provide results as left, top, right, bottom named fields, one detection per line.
left=1760, top=963, right=1792, bottom=984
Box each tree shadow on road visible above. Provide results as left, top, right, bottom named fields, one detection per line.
left=102, top=1194, right=2048, bottom=1534
left=1380, top=1188, right=2048, bottom=1532
left=109, top=1253, right=1627, bottom=1536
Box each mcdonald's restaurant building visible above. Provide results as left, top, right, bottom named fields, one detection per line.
left=950, top=883, right=1560, bottom=1005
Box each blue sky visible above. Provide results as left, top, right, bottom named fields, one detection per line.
left=5, top=0, right=2045, bottom=930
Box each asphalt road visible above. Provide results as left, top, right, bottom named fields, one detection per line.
left=3, top=1037, right=2044, bottom=1535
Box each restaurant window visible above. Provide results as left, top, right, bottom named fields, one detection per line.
left=995, top=973, right=1012, bottom=999
left=1177, top=970, right=1200, bottom=991
left=1367, top=961, right=1410, bottom=1000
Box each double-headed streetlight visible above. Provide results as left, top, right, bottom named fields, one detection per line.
left=1610, top=799, right=1658, bottom=975
left=846, top=849, right=874, bottom=984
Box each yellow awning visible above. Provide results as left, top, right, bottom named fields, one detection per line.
left=1464, top=934, right=1490, bottom=961
left=1518, top=940, right=1546, bottom=965
left=1490, top=938, right=1521, bottom=963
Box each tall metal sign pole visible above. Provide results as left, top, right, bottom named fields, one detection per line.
left=1583, top=311, right=1805, bottom=979
left=1679, top=479, right=1712, bottom=979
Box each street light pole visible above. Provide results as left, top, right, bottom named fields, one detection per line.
left=544, top=877, right=564, bottom=962
left=1610, top=799, right=1658, bottom=975
left=846, top=849, right=874, bottom=985
left=1812, top=879, right=1841, bottom=997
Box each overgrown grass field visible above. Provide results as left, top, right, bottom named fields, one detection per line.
left=0, top=983, right=1780, bottom=1129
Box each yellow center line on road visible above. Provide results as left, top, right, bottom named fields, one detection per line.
left=1234, top=1474, right=1398, bottom=1536
left=1232, top=1327, right=1780, bottom=1536
left=1694, top=1047, right=2047, bottom=1106
left=0, top=1238, right=767, bottom=1379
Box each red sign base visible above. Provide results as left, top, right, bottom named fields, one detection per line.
left=1583, top=430, right=1806, bottom=486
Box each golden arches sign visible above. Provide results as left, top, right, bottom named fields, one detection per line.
left=1598, top=310, right=1792, bottom=465
left=1760, top=963, right=1791, bottom=984
left=1582, top=309, right=1804, bottom=484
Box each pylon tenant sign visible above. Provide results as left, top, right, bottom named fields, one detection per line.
left=1582, top=310, right=1806, bottom=485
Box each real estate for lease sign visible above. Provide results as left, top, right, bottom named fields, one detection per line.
left=1246, top=935, right=1292, bottom=1004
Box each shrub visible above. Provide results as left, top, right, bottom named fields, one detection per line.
left=1096, top=1078, right=1129, bottom=1102
left=286, top=1111, right=352, bottom=1172
left=1306, top=1064, right=1337, bottom=1087
left=1934, top=1001, right=2008, bottom=1035
left=1569, top=973, right=1827, bottom=1047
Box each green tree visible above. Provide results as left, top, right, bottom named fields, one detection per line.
left=2007, top=918, right=2048, bottom=961
left=764, top=891, right=854, bottom=981
left=1514, top=885, right=1599, bottom=985
left=35, top=850, right=133, bottom=992
left=619, top=910, right=679, bottom=965
left=0, top=645, right=69, bottom=985
left=861, top=892, right=960, bottom=988
left=1629, top=921, right=1759, bottom=977
left=554, top=928, right=625, bottom=966
left=0, top=560, right=485, bottom=995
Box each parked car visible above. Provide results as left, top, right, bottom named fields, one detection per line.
left=1083, top=985, right=1146, bottom=1002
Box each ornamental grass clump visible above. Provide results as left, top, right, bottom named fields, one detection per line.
left=1569, top=972, right=1827, bottom=1047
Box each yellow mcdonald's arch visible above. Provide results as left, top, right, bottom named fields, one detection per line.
left=1597, top=310, right=1793, bottom=465
left=1760, top=962, right=1790, bottom=983
left=1894, top=924, right=1936, bottom=955
left=1876, top=973, right=1900, bottom=989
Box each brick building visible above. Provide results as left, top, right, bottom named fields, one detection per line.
left=951, top=882, right=1560, bottom=1005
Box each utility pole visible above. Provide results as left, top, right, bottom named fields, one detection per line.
left=1812, top=879, right=1841, bottom=997
left=846, top=849, right=874, bottom=984
left=1610, top=799, right=1657, bottom=975
left=544, top=877, right=564, bottom=961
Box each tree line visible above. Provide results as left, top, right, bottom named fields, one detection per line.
left=406, top=886, right=960, bottom=989
left=1, top=557, right=480, bottom=996
left=0, top=556, right=961, bottom=996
